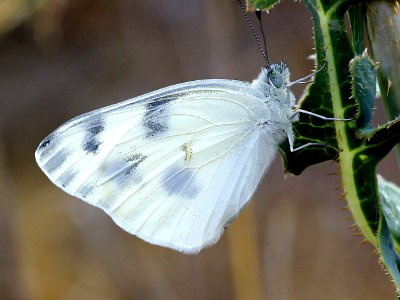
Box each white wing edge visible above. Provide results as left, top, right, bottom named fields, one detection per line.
left=35, top=79, right=263, bottom=142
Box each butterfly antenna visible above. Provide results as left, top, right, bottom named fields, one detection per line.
left=236, top=0, right=270, bottom=66
left=255, top=11, right=269, bottom=63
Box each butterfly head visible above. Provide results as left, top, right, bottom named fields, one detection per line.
left=266, top=61, right=289, bottom=88
left=252, top=61, right=293, bottom=106
left=252, top=61, right=290, bottom=92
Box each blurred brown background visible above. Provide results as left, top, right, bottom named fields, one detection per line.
left=1, top=0, right=399, bottom=299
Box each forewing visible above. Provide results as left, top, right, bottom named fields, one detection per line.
left=35, top=79, right=275, bottom=253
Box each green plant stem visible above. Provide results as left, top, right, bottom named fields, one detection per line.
left=317, top=1, right=378, bottom=245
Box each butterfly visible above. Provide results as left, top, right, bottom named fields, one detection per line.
left=35, top=61, right=334, bottom=254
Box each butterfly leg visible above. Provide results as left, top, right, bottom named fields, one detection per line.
left=290, top=142, right=336, bottom=152
left=287, top=127, right=340, bottom=152
left=290, top=109, right=352, bottom=121
left=288, top=62, right=326, bottom=86
left=286, top=131, right=323, bottom=152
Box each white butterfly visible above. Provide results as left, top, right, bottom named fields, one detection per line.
left=35, top=61, right=331, bottom=254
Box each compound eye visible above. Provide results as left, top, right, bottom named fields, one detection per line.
left=269, top=71, right=283, bottom=88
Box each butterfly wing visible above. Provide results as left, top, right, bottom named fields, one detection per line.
left=35, top=79, right=280, bottom=253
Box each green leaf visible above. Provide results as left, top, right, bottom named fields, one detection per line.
left=378, top=175, right=400, bottom=297
left=378, top=175, right=400, bottom=252
left=281, top=0, right=347, bottom=175
left=367, top=118, right=400, bottom=151
left=247, top=0, right=281, bottom=11
left=350, top=52, right=377, bottom=136
left=282, top=0, right=359, bottom=172
left=378, top=214, right=400, bottom=295
left=346, top=117, right=400, bottom=246
left=280, top=63, right=339, bottom=175
left=298, top=0, right=394, bottom=247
